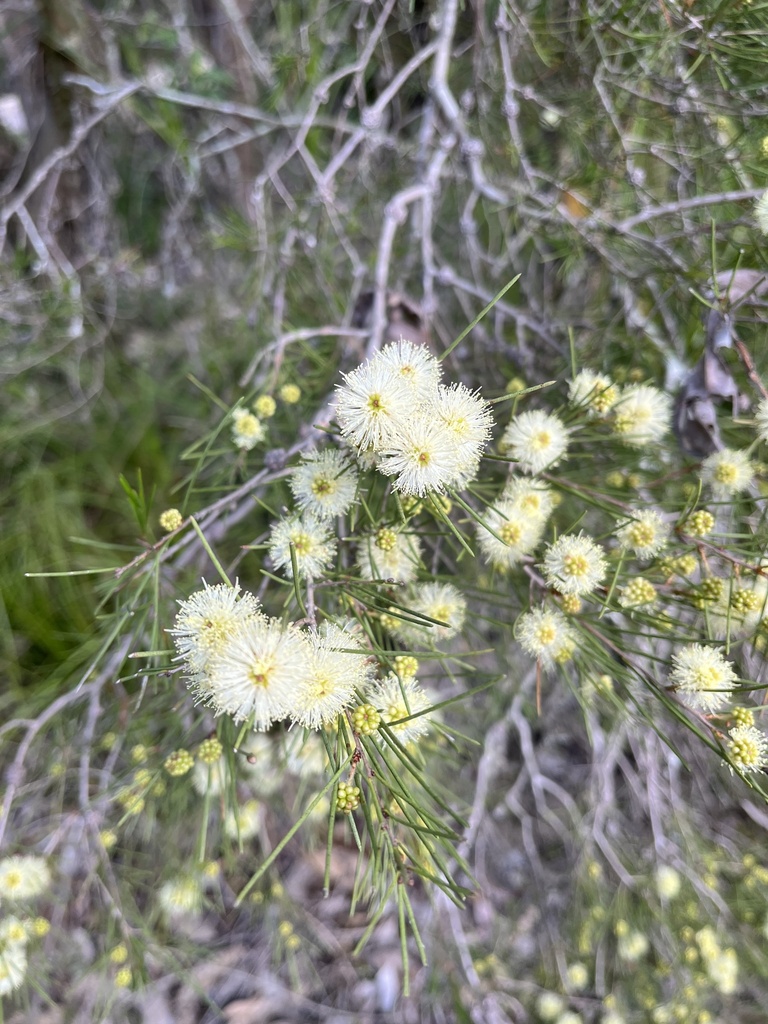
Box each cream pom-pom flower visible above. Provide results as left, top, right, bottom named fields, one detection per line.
left=615, top=509, right=670, bottom=560
left=755, top=189, right=768, bottom=235
left=223, top=798, right=262, bottom=840
left=542, top=533, right=607, bottom=596
left=370, top=337, right=442, bottom=399
left=158, top=876, right=204, bottom=920
left=668, top=643, right=737, bottom=712
left=197, top=616, right=312, bottom=730
left=430, top=382, right=493, bottom=487
left=376, top=412, right=463, bottom=495
left=289, top=448, right=359, bottom=520
left=727, top=724, right=768, bottom=773
left=268, top=513, right=337, bottom=580
left=476, top=497, right=545, bottom=569
left=655, top=865, right=681, bottom=900
left=289, top=622, right=372, bottom=730
left=409, top=582, right=466, bottom=641
left=755, top=396, right=768, bottom=443
left=231, top=408, right=266, bottom=450
left=170, top=581, right=263, bottom=682
left=612, top=384, right=672, bottom=447
left=700, top=447, right=753, bottom=498
left=357, top=528, right=422, bottom=584
left=516, top=605, right=576, bottom=671
left=501, top=410, right=570, bottom=474
left=370, top=674, right=434, bottom=743
left=335, top=357, right=412, bottom=450
left=0, top=938, right=27, bottom=997
left=0, top=855, right=51, bottom=900
left=568, top=369, right=619, bottom=417
left=501, top=476, right=555, bottom=523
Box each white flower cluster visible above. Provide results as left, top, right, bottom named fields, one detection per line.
left=668, top=643, right=737, bottom=712
left=357, top=528, right=422, bottom=584
left=476, top=477, right=554, bottom=569
left=615, top=509, right=669, bottom=561
left=0, top=916, right=28, bottom=997
left=171, top=582, right=373, bottom=731
left=501, top=373, right=672, bottom=477
left=516, top=605, right=576, bottom=672
left=542, top=533, right=607, bottom=597
left=0, top=855, right=50, bottom=901
left=369, top=673, right=434, bottom=744
left=335, top=338, right=493, bottom=495
left=231, top=407, right=266, bottom=450
left=696, top=925, right=738, bottom=995
left=0, top=855, right=51, bottom=997
left=384, top=582, right=467, bottom=646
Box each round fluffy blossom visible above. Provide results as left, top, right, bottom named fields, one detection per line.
left=231, top=408, right=266, bottom=450
left=377, top=413, right=463, bottom=495
left=542, top=533, right=607, bottom=596
left=199, top=616, right=312, bottom=730
left=727, top=724, right=768, bottom=773
left=370, top=674, right=434, bottom=743
left=516, top=605, right=576, bottom=671
left=656, top=865, right=682, bottom=900
left=0, top=856, right=51, bottom=900
left=158, top=876, right=204, bottom=920
left=501, top=410, right=570, bottom=474
left=476, top=497, right=545, bottom=569
left=568, top=370, right=619, bottom=417
left=0, top=939, right=27, bottom=997
left=696, top=927, right=739, bottom=995
left=289, top=448, right=359, bottom=520
left=290, top=622, right=372, bottom=730
left=700, top=447, right=753, bottom=498
left=408, top=582, right=466, bottom=641
left=617, top=929, right=650, bottom=962
left=566, top=962, right=589, bottom=991
left=223, top=798, right=262, bottom=839
left=755, top=189, right=768, bottom=235
left=668, top=643, right=737, bottom=712
left=501, top=476, right=555, bottom=523
left=708, top=947, right=739, bottom=995
left=755, top=396, right=768, bottom=444
left=281, top=731, right=329, bottom=778
left=280, top=383, right=301, bottom=404
left=536, top=993, right=565, bottom=1021
left=268, top=513, right=336, bottom=580
left=371, top=337, right=442, bottom=399
left=706, top=572, right=768, bottom=640
left=612, top=385, right=672, bottom=447
left=430, top=382, right=493, bottom=486
left=357, top=529, right=422, bottom=584
left=170, top=581, right=263, bottom=681
left=335, top=357, right=412, bottom=450
left=192, top=758, right=229, bottom=796
left=615, top=510, right=669, bottom=560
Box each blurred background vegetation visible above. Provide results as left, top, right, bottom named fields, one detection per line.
left=3, top=0, right=768, bottom=1021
